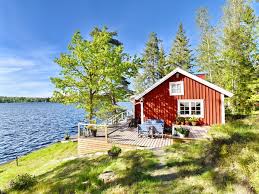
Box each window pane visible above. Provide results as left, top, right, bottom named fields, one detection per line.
left=196, top=111, right=201, bottom=115
left=171, top=83, right=182, bottom=94
left=180, top=111, right=185, bottom=114
left=185, top=110, right=189, bottom=114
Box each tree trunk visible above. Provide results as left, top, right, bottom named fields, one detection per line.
left=89, top=89, right=94, bottom=121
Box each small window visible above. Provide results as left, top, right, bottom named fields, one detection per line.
left=169, top=81, right=184, bottom=95
left=178, top=99, right=204, bottom=118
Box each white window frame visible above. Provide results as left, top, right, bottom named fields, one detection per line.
left=169, top=81, right=184, bottom=96
left=177, top=99, right=204, bottom=118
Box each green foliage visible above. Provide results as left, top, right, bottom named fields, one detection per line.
left=108, top=145, right=122, bottom=156
left=176, top=116, right=185, bottom=123
left=196, top=7, right=219, bottom=82
left=219, top=0, right=257, bottom=114
left=134, top=32, right=167, bottom=93
left=175, top=127, right=190, bottom=137
left=9, top=174, right=37, bottom=191
left=168, top=23, right=193, bottom=72
left=195, top=0, right=258, bottom=114
left=51, top=27, right=137, bottom=120
left=188, top=117, right=199, bottom=122
left=0, top=96, right=50, bottom=103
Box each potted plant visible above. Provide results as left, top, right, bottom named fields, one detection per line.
left=64, top=131, right=70, bottom=140
left=88, top=120, right=97, bottom=137
left=175, top=127, right=190, bottom=137
left=108, top=145, right=121, bottom=158
left=185, top=117, right=191, bottom=125
left=189, top=117, right=199, bottom=126
left=176, top=117, right=185, bottom=125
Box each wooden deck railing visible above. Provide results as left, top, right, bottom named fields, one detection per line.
left=77, top=123, right=108, bottom=142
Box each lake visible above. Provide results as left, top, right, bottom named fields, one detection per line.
left=0, top=103, right=85, bottom=164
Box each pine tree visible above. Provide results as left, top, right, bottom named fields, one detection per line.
left=196, top=8, right=219, bottom=82
left=168, top=23, right=192, bottom=72
left=134, top=32, right=161, bottom=93
left=157, top=41, right=167, bottom=78
left=219, top=0, right=258, bottom=114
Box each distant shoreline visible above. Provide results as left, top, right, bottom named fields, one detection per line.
left=0, top=96, right=50, bottom=103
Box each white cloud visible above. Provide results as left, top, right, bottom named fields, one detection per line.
left=0, top=58, right=35, bottom=68
left=0, top=46, right=60, bottom=97
left=0, top=67, right=23, bottom=74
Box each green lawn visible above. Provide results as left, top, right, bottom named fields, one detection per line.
left=0, top=112, right=258, bottom=193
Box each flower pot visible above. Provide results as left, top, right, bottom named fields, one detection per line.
left=185, top=121, right=191, bottom=125
left=191, top=121, right=197, bottom=126
left=178, top=133, right=184, bottom=138
left=108, top=150, right=119, bottom=158
left=91, top=130, right=97, bottom=137
left=175, top=121, right=180, bottom=125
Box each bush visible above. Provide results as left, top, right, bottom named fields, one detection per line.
left=9, top=173, right=37, bottom=191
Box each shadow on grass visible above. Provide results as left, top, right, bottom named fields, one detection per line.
left=163, top=121, right=258, bottom=193
left=15, top=150, right=160, bottom=193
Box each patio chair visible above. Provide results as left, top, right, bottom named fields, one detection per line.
left=151, top=120, right=164, bottom=138
left=137, top=121, right=153, bottom=137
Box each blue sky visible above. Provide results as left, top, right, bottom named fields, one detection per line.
left=0, top=0, right=258, bottom=97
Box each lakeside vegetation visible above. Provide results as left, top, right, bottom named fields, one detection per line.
left=0, top=96, right=50, bottom=103
left=0, top=112, right=258, bottom=193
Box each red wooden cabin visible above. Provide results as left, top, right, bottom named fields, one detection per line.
left=133, top=68, right=233, bottom=127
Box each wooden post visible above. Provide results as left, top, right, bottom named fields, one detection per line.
left=78, top=123, right=80, bottom=138
left=105, top=125, right=108, bottom=142
left=16, top=156, right=18, bottom=166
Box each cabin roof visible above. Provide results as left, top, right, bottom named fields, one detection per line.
left=134, top=67, right=233, bottom=100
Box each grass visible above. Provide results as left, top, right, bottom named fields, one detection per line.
left=0, top=142, right=77, bottom=190
left=0, top=112, right=258, bottom=193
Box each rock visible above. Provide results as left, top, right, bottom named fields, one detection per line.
left=82, top=181, right=89, bottom=186
left=98, top=171, right=116, bottom=183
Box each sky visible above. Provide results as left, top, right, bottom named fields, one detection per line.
left=0, top=0, right=258, bottom=97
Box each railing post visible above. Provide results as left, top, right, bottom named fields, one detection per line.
left=78, top=123, right=80, bottom=138
left=105, top=125, right=108, bottom=142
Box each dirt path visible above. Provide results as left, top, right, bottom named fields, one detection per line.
left=150, top=148, right=177, bottom=181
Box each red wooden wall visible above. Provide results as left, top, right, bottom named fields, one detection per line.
left=135, top=73, right=222, bottom=126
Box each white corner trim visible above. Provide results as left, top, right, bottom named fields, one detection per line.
left=140, top=100, right=144, bottom=124
left=169, top=81, right=184, bottom=96
left=177, top=99, right=204, bottom=118
left=221, top=94, right=225, bottom=124
left=135, top=67, right=233, bottom=100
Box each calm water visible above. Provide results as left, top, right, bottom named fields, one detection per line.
left=0, top=103, right=85, bottom=164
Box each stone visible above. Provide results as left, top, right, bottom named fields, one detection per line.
left=98, top=171, right=116, bottom=183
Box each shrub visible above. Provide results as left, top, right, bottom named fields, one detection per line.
left=9, top=173, right=37, bottom=191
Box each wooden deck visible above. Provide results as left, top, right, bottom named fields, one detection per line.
left=78, top=125, right=209, bottom=156
left=108, top=128, right=172, bottom=148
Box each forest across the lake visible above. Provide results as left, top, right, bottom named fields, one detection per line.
left=0, top=96, right=50, bottom=103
